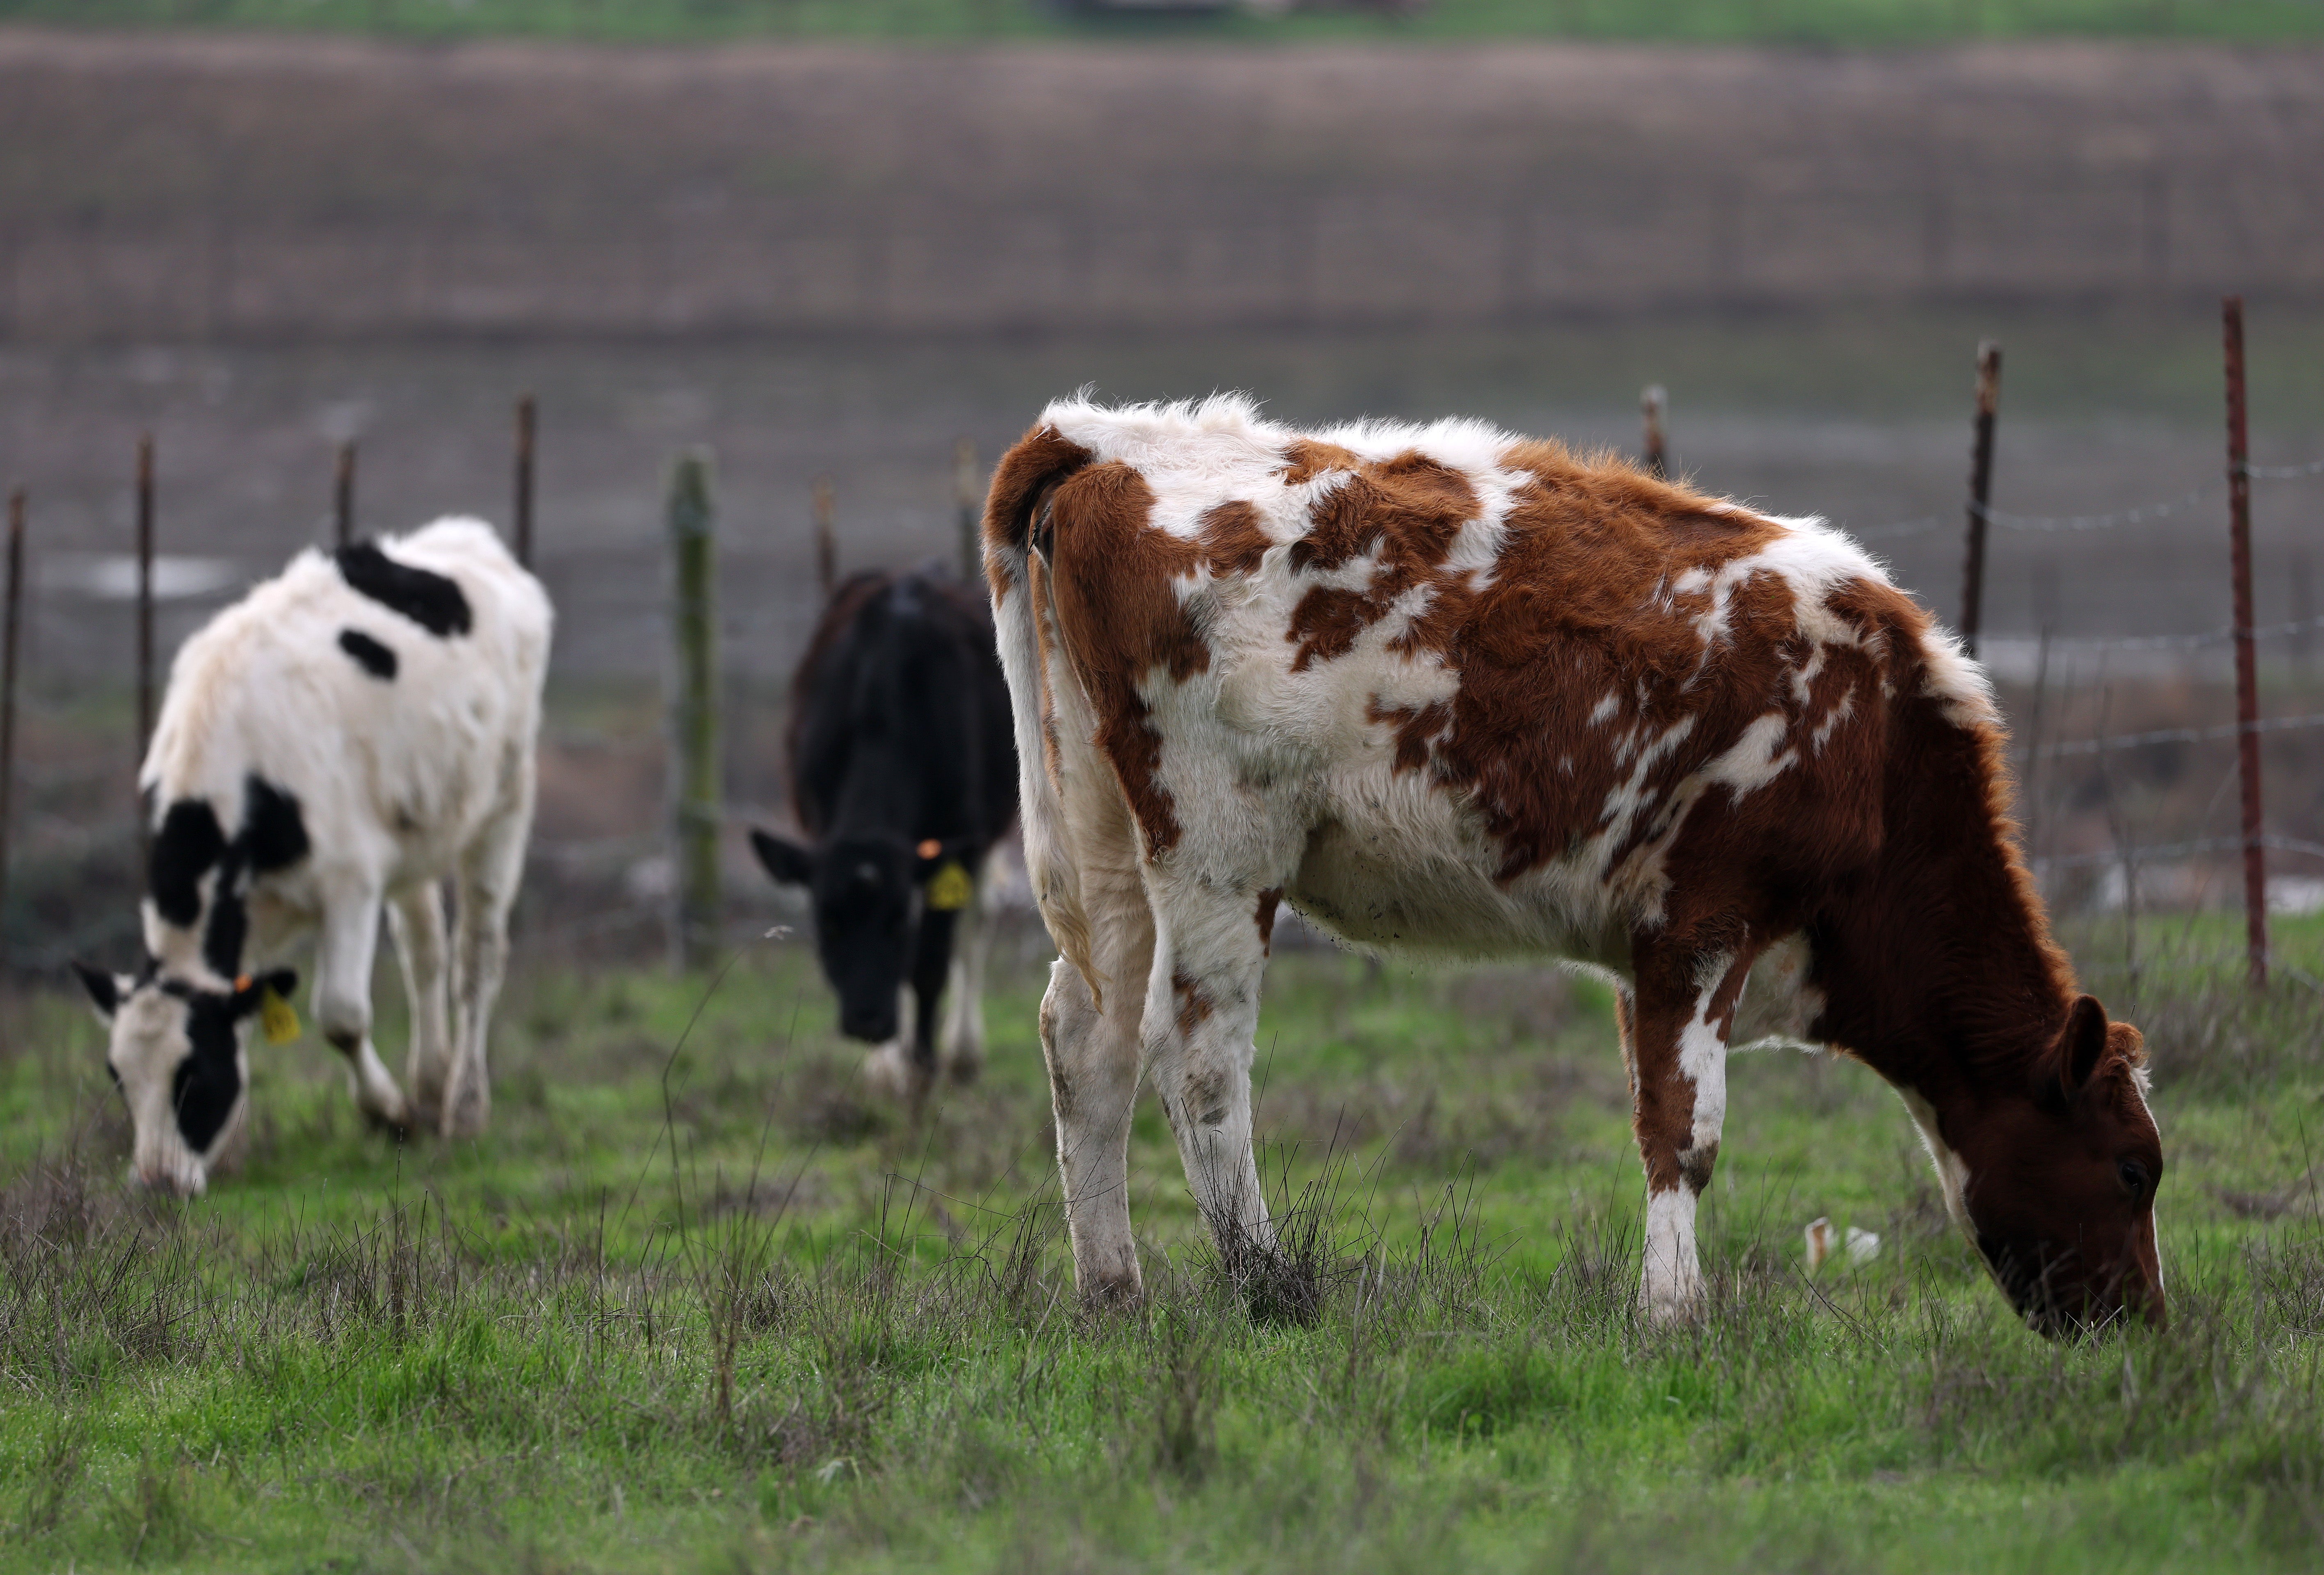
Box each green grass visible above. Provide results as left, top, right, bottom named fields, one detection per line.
left=0, top=917, right=2320, bottom=1572
left=5, top=0, right=2324, bottom=46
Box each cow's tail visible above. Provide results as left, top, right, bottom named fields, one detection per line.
left=982, top=423, right=1105, bottom=1002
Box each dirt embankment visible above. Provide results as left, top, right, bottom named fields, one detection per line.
left=2, top=30, right=2320, bottom=341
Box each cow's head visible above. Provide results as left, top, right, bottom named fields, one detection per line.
left=1943, top=995, right=2166, bottom=1337
left=74, top=961, right=296, bottom=1197
left=752, top=829, right=965, bottom=1043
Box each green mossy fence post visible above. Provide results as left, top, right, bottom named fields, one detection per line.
left=667, top=449, right=721, bottom=971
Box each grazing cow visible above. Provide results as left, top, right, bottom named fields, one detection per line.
left=984, top=395, right=2166, bottom=1336
left=76, top=518, right=551, bottom=1195
left=751, top=567, right=1017, bottom=1100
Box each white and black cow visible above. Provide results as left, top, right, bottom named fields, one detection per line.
left=751, top=567, right=1017, bottom=1101
left=76, top=517, right=551, bottom=1194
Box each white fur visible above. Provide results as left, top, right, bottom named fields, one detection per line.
left=104, top=518, right=550, bottom=1193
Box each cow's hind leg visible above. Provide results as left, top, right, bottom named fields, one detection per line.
left=1042, top=852, right=1155, bottom=1308
left=1625, top=941, right=1761, bottom=1323
left=443, top=800, right=528, bottom=1139
left=388, top=882, right=453, bottom=1130
left=314, top=889, right=411, bottom=1135
left=1142, top=878, right=1281, bottom=1306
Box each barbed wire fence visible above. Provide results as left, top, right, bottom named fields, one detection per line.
left=1, top=297, right=2320, bottom=990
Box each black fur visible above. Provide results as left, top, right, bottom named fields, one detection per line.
left=336, top=627, right=398, bottom=680
left=194, top=777, right=312, bottom=978
left=762, top=567, right=1018, bottom=1052
left=173, top=994, right=244, bottom=1153
left=148, top=799, right=226, bottom=928
left=333, top=542, right=472, bottom=637
left=73, top=960, right=119, bottom=1017
left=241, top=776, right=310, bottom=874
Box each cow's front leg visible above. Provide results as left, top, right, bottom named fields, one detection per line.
left=1142, top=880, right=1277, bottom=1283
left=936, top=860, right=995, bottom=1085
left=904, top=904, right=961, bottom=1103
left=1624, top=942, right=1759, bottom=1324
left=388, top=882, right=452, bottom=1129
left=314, top=889, right=411, bottom=1135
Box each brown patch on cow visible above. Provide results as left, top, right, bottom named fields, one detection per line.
left=1198, top=499, right=1272, bottom=577
left=1283, top=450, right=1482, bottom=672
left=1676, top=1142, right=1719, bottom=1195
left=1255, top=888, right=1283, bottom=955
left=1183, top=1063, right=1233, bottom=1128
left=982, top=422, right=1095, bottom=604
left=1279, top=438, right=1360, bottom=485
left=1041, top=461, right=1206, bottom=856
left=1172, top=972, right=1214, bottom=1039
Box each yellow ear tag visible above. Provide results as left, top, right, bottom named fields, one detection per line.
left=925, top=859, right=973, bottom=912
left=259, top=988, right=301, bottom=1045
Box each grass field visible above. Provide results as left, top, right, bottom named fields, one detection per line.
left=5, top=0, right=2324, bottom=44
left=0, top=912, right=2320, bottom=1572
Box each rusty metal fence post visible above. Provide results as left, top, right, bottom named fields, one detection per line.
left=1640, top=386, right=1668, bottom=479
left=334, top=440, right=356, bottom=549
left=135, top=436, right=155, bottom=864
left=2223, top=296, right=2267, bottom=988
left=0, top=489, right=22, bottom=921
left=1959, top=341, right=2002, bottom=659
left=514, top=395, right=536, bottom=570
left=813, top=476, right=836, bottom=597
left=667, top=450, right=721, bottom=971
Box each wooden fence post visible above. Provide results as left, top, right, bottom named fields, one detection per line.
left=1640, top=386, right=1667, bottom=479
left=813, top=476, right=836, bottom=597
left=955, top=438, right=982, bottom=582
left=668, top=450, right=721, bottom=971
left=514, top=395, right=536, bottom=570
left=0, top=489, right=22, bottom=921
left=135, top=435, right=155, bottom=862
left=2223, top=296, right=2267, bottom=989
left=334, top=440, right=356, bottom=549
left=1959, top=341, right=2002, bottom=659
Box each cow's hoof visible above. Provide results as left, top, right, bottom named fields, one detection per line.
left=1077, top=1275, right=1144, bottom=1313
left=362, top=1104, right=414, bottom=1143
left=944, top=1053, right=983, bottom=1087
left=860, top=1042, right=915, bottom=1101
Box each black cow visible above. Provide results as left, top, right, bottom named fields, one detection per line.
left=752, top=566, right=1017, bottom=1099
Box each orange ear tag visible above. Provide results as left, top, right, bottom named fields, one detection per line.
left=917, top=839, right=943, bottom=860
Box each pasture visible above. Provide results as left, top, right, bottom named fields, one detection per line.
left=1, top=915, right=2318, bottom=1572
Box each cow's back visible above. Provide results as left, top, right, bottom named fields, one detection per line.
left=144, top=517, right=552, bottom=891
left=984, top=396, right=1986, bottom=973
left=786, top=568, right=1015, bottom=847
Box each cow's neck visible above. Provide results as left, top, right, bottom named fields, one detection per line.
left=1810, top=708, right=2073, bottom=1118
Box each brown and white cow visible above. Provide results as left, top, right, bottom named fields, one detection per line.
left=983, top=395, right=2165, bottom=1336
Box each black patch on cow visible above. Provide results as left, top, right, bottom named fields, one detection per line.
left=172, top=993, right=244, bottom=1153
left=73, top=960, right=121, bottom=1017
left=333, top=542, right=472, bottom=637
left=241, top=776, right=310, bottom=874
left=191, top=777, right=312, bottom=979
left=337, top=627, right=398, bottom=680
left=149, top=799, right=226, bottom=928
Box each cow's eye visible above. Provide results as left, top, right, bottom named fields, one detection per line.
left=2117, top=1158, right=2149, bottom=1200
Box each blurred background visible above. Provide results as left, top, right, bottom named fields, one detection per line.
left=1, top=2, right=2320, bottom=971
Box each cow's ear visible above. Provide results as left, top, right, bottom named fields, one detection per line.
left=2045, top=994, right=2110, bottom=1106
left=750, top=830, right=815, bottom=888
left=230, top=968, right=298, bottom=1017
left=72, top=962, right=123, bottom=1023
